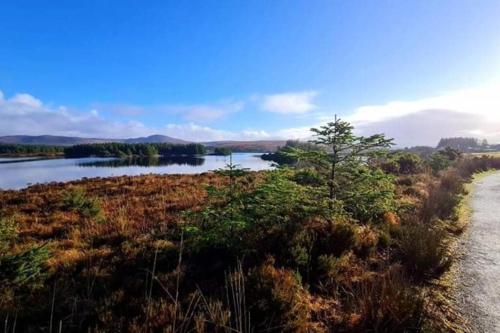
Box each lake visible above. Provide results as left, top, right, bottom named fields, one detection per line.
left=0, top=153, right=273, bottom=190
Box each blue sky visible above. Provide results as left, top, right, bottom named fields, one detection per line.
left=1, top=0, right=500, bottom=145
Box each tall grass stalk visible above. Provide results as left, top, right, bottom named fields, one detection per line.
left=225, top=262, right=251, bottom=333
left=173, top=231, right=184, bottom=333
left=49, top=281, right=56, bottom=333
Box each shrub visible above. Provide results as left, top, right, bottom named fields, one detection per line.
left=395, top=152, right=423, bottom=174
left=397, top=222, right=451, bottom=280
left=292, top=168, right=324, bottom=186
left=428, top=148, right=461, bottom=174
left=354, top=225, right=379, bottom=256
left=346, top=267, right=424, bottom=332
left=0, top=217, right=48, bottom=294
left=428, top=153, right=451, bottom=174
left=420, top=170, right=463, bottom=223
left=316, top=251, right=365, bottom=291
left=0, top=217, right=18, bottom=254
left=0, top=243, right=50, bottom=312
left=340, top=168, right=397, bottom=223
left=246, top=258, right=311, bottom=332
left=0, top=244, right=50, bottom=287
left=316, top=221, right=356, bottom=257
left=63, top=188, right=103, bottom=218
left=382, top=152, right=423, bottom=175
left=380, top=159, right=400, bottom=174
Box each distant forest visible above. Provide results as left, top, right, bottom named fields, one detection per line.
left=0, top=144, right=64, bottom=156
left=64, top=142, right=206, bottom=157
left=2, top=136, right=500, bottom=159
left=437, top=137, right=488, bottom=151
left=1, top=143, right=206, bottom=157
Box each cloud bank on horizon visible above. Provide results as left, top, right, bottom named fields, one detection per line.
left=1, top=83, right=499, bottom=146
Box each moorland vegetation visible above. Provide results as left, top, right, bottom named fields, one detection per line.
left=1, top=118, right=500, bottom=332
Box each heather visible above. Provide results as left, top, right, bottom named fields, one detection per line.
left=1, top=119, right=500, bottom=332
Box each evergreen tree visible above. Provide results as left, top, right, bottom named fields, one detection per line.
left=289, top=116, right=393, bottom=208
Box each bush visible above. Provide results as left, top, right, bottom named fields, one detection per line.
left=292, top=168, right=324, bottom=186
left=0, top=244, right=50, bottom=287
left=428, top=147, right=461, bottom=174
left=397, top=222, right=450, bottom=280
left=420, top=170, right=463, bottom=223
left=246, top=258, right=311, bottom=332
left=0, top=217, right=18, bottom=254
left=395, top=152, right=423, bottom=174
left=0, top=241, right=50, bottom=311
left=316, top=251, right=365, bottom=291
left=354, top=225, right=379, bottom=256
left=381, top=152, right=423, bottom=175
left=63, top=188, right=103, bottom=218
left=346, top=267, right=425, bottom=332
left=340, top=168, right=397, bottom=222
left=320, top=222, right=356, bottom=257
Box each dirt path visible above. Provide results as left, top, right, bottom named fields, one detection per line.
left=455, top=172, right=500, bottom=332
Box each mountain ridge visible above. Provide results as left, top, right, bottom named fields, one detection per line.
left=0, top=134, right=188, bottom=146
left=0, top=135, right=286, bottom=152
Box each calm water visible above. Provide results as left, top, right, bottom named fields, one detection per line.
left=0, top=153, right=273, bottom=190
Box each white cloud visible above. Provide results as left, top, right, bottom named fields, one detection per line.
left=261, top=82, right=500, bottom=146
left=0, top=92, right=46, bottom=115
left=275, top=126, right=312, bottom=140
left=8, top=93, right=43, bottom=108
left=354, top=109, right=488, bottom=147
left=0, top=91, right=274, bottom=141
left=162, top=124, right=272, bottom=142
left=346, top=82, right=500, bottom=146
left=241, top=130, right=271, bottom=139
left=162, top=100, right=244, bottom=123
left=0, top=92, right=156, bottom=138
left=96, top=100, right=244, bottom=123
left=258, top=91, right=318, bottom=114
left=4, top=83, right=500, bottom=146
left=163, top=123, right=232, bottom=141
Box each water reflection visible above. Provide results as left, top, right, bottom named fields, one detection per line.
left=0, top=153, right=273, bottom=190
left=0, top=157, right=48, bottom=164
left=78, top=156, right=205, bottom=167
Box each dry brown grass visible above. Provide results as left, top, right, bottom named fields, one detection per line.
left=467, top=151, right=500, bottom=158
left=0, top=173, right=262, bottom=259
left=0, top=173, right=260, bottom=288
left=1, top=157, right=496, bottom=332
left=0, top=172, right=271, bottom=331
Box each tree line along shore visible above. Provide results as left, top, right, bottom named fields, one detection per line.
left=0, top=142, right=217, bottom=158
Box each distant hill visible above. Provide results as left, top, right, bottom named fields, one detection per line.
left=0, top=135, right=188, bottom=146
left=124, top=135, right=188, bottom=144
left=0, top=135, right=285, bottom=152
left=0, top=135, right=113, bottom=146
